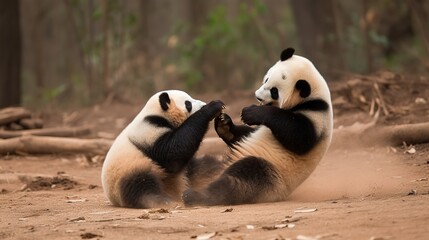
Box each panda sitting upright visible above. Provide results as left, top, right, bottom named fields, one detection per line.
left=101, top=90, right=224, bottom=208
left=183, top=48, right=333, bottom=206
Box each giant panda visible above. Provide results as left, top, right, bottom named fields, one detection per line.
left=101, top=90, right=224, bottom=208
left=183, top=48, right=333, bottom=206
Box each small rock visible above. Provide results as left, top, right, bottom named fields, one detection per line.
left=294, top=208, right=317, bottom=213
left=148, top=208, right=170, bottom=214
left=406, top=147, right=416, bottom=154
left=407, top=189, right=417, bottom=196
left=137, top=213, right=150, bottom=219
left=415, top=97, right=427, bottom=104
left=262, top=226, right=276, bottom=231
left=221, top=208, right=233, bottom=213
left=281, top=216, right=302, bottom=223
left=80, top=232, right=102, bottom=239
left=274, top=224, right=287, bottom=229
left=66, top=198, right=87, bottom=203
left=151, top=215, right=166, bottom=220
left=369, top=236, right=392, bottom=240
left=196, top=232, right=217, bottom=240
left=68, top=217, right=86, bottom=223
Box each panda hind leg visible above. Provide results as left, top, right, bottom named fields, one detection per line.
left=120, top=170, right=172, bottom=209
left=186, top=155, right=226, bottom=191
left=215, top=113, right=255, bottom=146
left=183, top=156, right=276, bottom=206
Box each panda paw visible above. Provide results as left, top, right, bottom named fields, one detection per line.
left=182, top=189, right=207, bottom=207
left=241, top=105, right=264, bottom=125
left=204, top=100, right=225, bottom=120
left=215, top=113, right=235, bottom=142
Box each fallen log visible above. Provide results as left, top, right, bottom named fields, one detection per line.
left=332, top=122, right=429, bottom=149
left=0, top=136, right=113, bottom=155
left=200, top=122, right=429, bottom=154
left=1, top=122, right=428, bottom=156
left=0, top=107, right=31, bottom=126
left=19, top=118, right=44, bottom=129
left=0, top=126, right=91, bottom=139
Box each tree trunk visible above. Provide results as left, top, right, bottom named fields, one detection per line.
left=102, top=0, right=110, bottom=98
left=290, top=0, right=341, bottom=78
left=0, top=1, right=21, bottom=108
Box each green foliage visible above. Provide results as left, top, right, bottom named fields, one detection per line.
left=173, top=0, right=295, bottom=91
left=42, top=84, right=67, bottom=102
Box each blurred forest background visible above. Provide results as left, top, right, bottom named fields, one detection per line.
left=1, top=0, right=429, bottom=108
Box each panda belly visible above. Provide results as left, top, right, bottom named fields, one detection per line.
left=228, top=126, right=321, bottom=199
left=102, top=144, right=156, bottom=206
left=101, top=136, right=187, bottom=208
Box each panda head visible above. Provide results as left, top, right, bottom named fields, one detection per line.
left=137, top=90, right=206, bottom=128
left=255, top=48, right=330, bottom=109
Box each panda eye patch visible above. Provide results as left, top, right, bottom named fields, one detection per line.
left=270, top=87, right=279, bottom=100
left=185, top=100, right=192, bottom=112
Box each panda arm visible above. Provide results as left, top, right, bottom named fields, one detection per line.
left=214, top=113, right=255, bottom=146
left=147, top=100, right=224, bottom=173
left=241, top=105, right=319, bottom=155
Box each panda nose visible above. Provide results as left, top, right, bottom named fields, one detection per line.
left=256, top=97, right=263, bottom=102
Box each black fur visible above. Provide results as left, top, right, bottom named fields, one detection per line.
left=159, top=92, right=171, bottom=111
left=120, top=171, right=167, bottom=208
left=186, top=155, right=225, bottom=188
left=144, top=115, right=174, bottom=129
left=185, top=100, right=192, bottom=112
left=215, top=113, right=255, bottom=146
left=290, top=99, right=329, bottom=112
left=183, top=157, right=276, bottom=206
left=280, top=48, right=295, bottom=61
left=132, top=100, right=224, bottom=174
left=295, top=80, right=311, bottom=98
left=270, top=87, right=279, bottom=100
left=241, top=104, right=320, bottom=155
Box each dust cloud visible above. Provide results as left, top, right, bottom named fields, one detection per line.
left=289, top=148, right=412, bottom=202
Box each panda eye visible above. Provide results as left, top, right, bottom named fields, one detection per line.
left=185, top=100, right=192, bottom=112
left=270, top=87, right=279, bottom=100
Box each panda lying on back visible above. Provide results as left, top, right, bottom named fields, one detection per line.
left=183, top=48, right=333, bottom=206
left=101, top=90, right=224, bottom=208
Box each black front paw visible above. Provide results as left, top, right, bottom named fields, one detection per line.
left=215, top=113, right=234, bottom=142
left=241, top=105, right=264, bottom=125
left=204, top=100, right=225, bottom=120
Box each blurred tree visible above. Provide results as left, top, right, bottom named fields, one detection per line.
left=102, top=0, right=110, bottom=97
left=0, top=1, right=21, bottom=107
left=290, top=0, right=345, bottom=78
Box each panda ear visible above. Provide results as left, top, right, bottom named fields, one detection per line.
left=159, top=92, right=171, bottom=111
left=295, top=79, right=311, bottom=98
left=280, top=48, right=295, bottom=61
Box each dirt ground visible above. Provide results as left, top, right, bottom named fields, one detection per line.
left=1, top=72, right=429, bottom=240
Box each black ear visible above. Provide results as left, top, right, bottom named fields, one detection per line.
left=159, top=92, right=171, bottom=111
left=295, top=79, right=311, bottom=98
left=280, top=48, right=295, bottom=61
